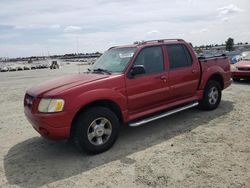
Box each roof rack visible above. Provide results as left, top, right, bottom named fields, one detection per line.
left=108, top=46, right=118, bottom=50
left=134, top=39, right=185, bottom=45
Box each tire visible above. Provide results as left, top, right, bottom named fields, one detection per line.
left=233, top=78, right=240, bottom=82
left=73, top=106, right=119, bottom=154
left=199, top=80, right=222, bottom=111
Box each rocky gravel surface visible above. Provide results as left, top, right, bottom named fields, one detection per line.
left=0, top=65, right=249, bottom=188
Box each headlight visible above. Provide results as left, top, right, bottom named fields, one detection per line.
left=38, top=99, right=65, bottom=113
left=231, top=65, right=237, bottom=71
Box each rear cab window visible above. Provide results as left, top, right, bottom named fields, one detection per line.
left=166, top=44, right=193, bottom=70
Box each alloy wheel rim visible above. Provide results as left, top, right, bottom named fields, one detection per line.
left=208, top=87, right=219, bottom=105
left=87, top=117, right=112, bottom=146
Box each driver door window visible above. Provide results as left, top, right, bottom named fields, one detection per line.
left=134, top=46, right=164, bottom=74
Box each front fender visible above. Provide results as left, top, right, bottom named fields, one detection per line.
left=69, top=88, right=128, bottom=119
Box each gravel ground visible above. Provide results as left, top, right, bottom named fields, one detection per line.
left=0, top=64, right=249, bottom=188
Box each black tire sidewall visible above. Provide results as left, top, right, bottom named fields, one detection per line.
left=200, top=80, right=222, bottom=110
left=74, top=107, right=119, bottom=154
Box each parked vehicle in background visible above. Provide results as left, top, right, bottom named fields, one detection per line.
left=23, top=66, right=30, bottom=70
left=231, top=55, right=242, bottom=64
left=224, top=50, right=242, bottom=65
left=17, top=66, right=23, bottom=71
left=31, top=65, right=36, bottom=70
left=0, top=67, right=9, bottom=72
left=50, top=61, right=59, bottom=69
left=231, top=51, right=250, bottom=81
left=24, top=39, right=231, bottom=154
left=9, top=67, right=17, bottom=71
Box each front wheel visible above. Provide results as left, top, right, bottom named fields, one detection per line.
left=73, top=107, right=120, bottom=154
left=199, top=80, right=221, bottom=110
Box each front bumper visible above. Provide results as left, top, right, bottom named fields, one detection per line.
left=24, top=106, right=75, bottom=140
left=232, top=71, right=250, bottom=78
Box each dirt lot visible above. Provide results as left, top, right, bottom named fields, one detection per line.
left=0, top=64, right=249, bottom=188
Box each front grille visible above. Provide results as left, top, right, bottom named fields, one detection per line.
left=238, top=67, right=250, bottom=71
left=25, top=94, right=34, bottom=109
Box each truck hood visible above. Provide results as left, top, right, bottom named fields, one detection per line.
left=27, top=73, right=109, bottom=97
left=235, top=60, right=250, bottom=68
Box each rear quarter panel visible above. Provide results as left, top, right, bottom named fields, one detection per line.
left=199, top=58, right=231, bottom=90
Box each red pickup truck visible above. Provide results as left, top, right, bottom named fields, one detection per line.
left=24, top=39, right=231, bottom=154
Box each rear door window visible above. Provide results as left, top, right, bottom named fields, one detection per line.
left=166, top=44, right=192, bottom=70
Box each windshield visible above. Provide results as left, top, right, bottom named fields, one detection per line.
left=91, top=47, right=137, bottom=73
left=242, top=52, right=250, bottom=60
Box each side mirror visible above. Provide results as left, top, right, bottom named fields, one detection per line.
left=129, top=65, right=146, bottom=77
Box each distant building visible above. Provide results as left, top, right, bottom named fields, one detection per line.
left=0, top=57, right=8, bottom=62
left=195, top=43, right=250, bottom=55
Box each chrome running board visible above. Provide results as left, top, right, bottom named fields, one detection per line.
left=129, top=102, right=199, bottom=127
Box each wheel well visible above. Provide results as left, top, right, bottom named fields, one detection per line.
left=70, top=100, right=123, bottom=139
left=208, top=74, right=224, bottom=89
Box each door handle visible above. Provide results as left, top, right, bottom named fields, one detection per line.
left=155, top=75, right=167, bottom=82
left=160, top=75, right=167, bottom=83
left=160, top=75, right=167, bottom=80
left=192, top=69, right=197, bottom=73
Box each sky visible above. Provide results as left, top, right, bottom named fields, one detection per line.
left=0, top=0, right=249, bottom=58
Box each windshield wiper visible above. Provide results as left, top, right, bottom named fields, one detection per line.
left=93, top=68, right=112, bottom=75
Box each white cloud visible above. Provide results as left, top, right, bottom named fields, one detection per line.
left=50, top=24, right=61, bottom=29
left=64, top=26, right=82, bottom=32
left=217, top=4, right=243, bottom=16
left=14, top=24, right=61, bottom=30
left=190, top=28, right=208, bottom=34
left=200, top=28, right=208, bottom=33
left=144, top=30, right=164, bottom=40
left=15, top=25, right=50, bottom=30
left=0, top=43, right=45, bottom=57
left=0, top=0, right=249, bottom=57
left=216, top=4, right=243, bottom=22
left=221, top=17, right=229, bottom=22
left=0, top=33, right=21, bottom=39
left=14, top=25, right=35, bottom=29
left=146, top=30, right=162, bottom=35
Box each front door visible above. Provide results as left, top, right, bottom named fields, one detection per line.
left=125, top=46, right=169, bottom=113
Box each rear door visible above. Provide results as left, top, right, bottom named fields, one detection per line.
left=166, top=44, right=200, bottom=100
left=125, top=46, right=169, bottom=113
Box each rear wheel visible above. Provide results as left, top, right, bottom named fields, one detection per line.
left=199, top=80, right=221, bottom=110
left=73, top=107, right=119, bottom=154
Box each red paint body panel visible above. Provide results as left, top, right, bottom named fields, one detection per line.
left=27, top=74, right=109, bottom=97
left=198, top=58, right=231, bottom=90
left=164, top=44, right=201, bottom=101
left=232, top=71, right=250, bottom=77
left=232, top=60, right=250, bottom=78
left=236, top=60, right=250, bottom=68
left=24, top=40, right=232, bottom=140
left=24, top=106, right=73, bottom=139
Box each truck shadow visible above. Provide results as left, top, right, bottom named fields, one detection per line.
left=4, top=100, right=234, bottom=188
left=232, top=79, right=250, bottom=85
